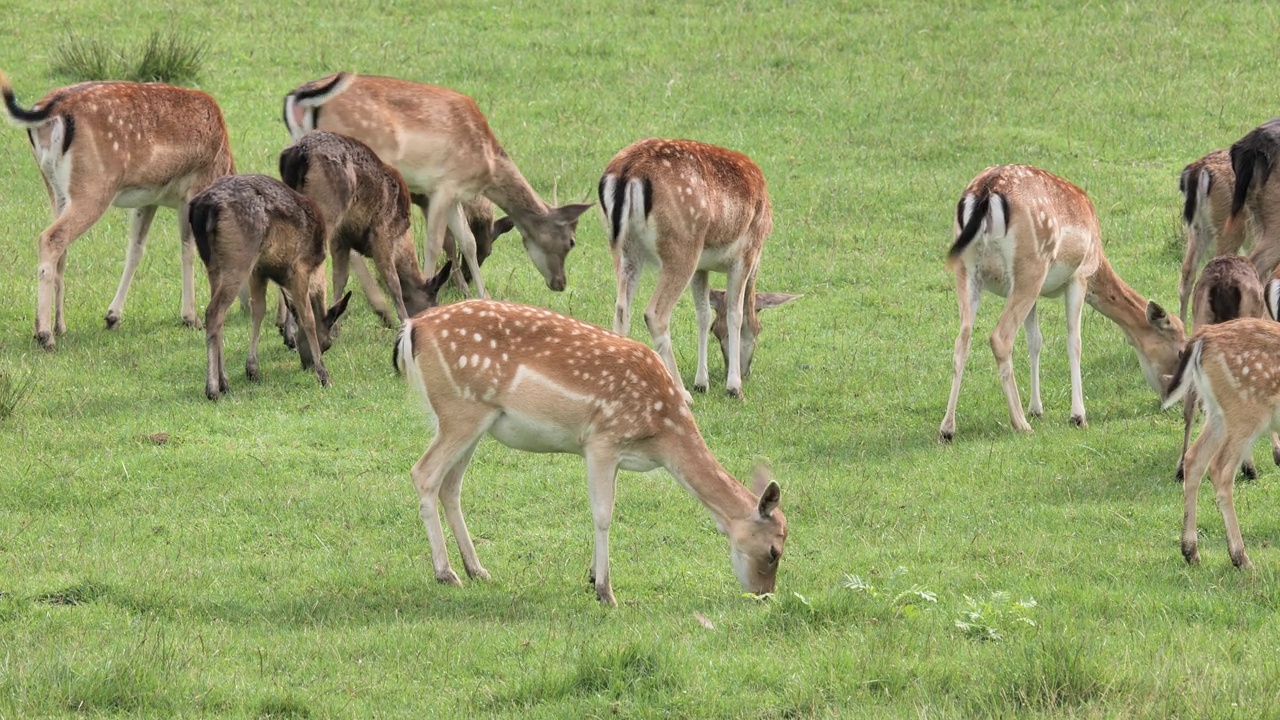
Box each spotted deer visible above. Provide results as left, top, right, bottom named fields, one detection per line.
left=1224, top=118, right=1280, bottom=280
left=599, top=138, right=797, bottom=401
left=1175, top=256, right=1280, bottom=480
left=394, top=299, right=787, bottom=606
left=1163, top=317, right=1280, bottom=569
left=1177, top=150, right=1249, bottom=322
left=189, top=174, right=350, bottom=399
left=939, top=165, right=1186, bottom=441
left=282, top=73, right=591, bottom=297
left=0, top=71, right=235, bottom=349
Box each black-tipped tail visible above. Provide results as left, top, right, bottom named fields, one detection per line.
left=1180, top=167, right=1201, bottom=226
left=189, top=200, right=218, bottom=266
left=1228, top=119, right=1280, bottom=222
left=392, top=324, right=406, bottom=375
left=947, top=191, right=992, bottom=263
left=293, top=73, right=351, bottom=104
left=1, top=74, right=53, bottom=127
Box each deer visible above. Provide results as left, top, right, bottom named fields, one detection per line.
left=1224, top=118, right=1280, bottom=281
left=393, top=299, right=787, bottom=606
left=1177, top=150, right=1249, bottom=323
left=281, top=72, right=591, bottom=298
left=0, top=71, right=235, bottom=350
left=1175, top=255, right=1280, bottom=480
left=599, top=138, right=797, bottom=401
left=189, top=174, right=350, bottom=399
left=938, top=165, right=1186, bottom=442
left=1163, top=316, right=1280, bottom=570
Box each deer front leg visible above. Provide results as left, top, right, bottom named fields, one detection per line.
left=349, top=253, right=398, bottom=327
left=422, top=192, right=456, bottom=281
left=292, top=291, right=330, bottom=387
left=586, top=448, right=621, bottom=607
left=940, top=267, right=982, bottom=442
left=1177, top=225, right=1209, bottom=324
left=690, top=270, right=712, bottom=393
left=105, top=205, right=158, bottom=330
left=1063, top=280, right=1087, bottom=428
left=721, top=262, right=750, bottom=399
left=178, top=202, right=202, bottom=329
left=370, top=246, right=411, bottom=321
left=1023, top=302, right=1043, bottom=418
left=446, top=204, right=486, bottom=299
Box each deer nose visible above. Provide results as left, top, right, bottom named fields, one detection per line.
left=548, top=276, right=566, bottom=292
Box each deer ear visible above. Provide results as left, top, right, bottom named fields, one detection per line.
left=757, top=481, right=781, bottom=518
left=557, top=202, right=595, bottom=223
left=1146, top=300, right=1173, bottom=331
left=755, top=292, right=800, bottom=312
left=326, top=290, right=353, bottom=326
left=492, top=216, right=515, bottom=238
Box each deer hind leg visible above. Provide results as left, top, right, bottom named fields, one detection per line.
left=203, top=272, right=240, bottom=399
left=585, top=447, right=622, bottom=606
left=103, top=205, right=158, bottom=330
left=690, top=270, right=712, bottom=393
left=1180, top=414, right=1223, bottom=565
left=244, top=274, right=269, bottom=383
left=612, top=245, right=643, bottom=336
left=1209, top=427, right=1259, bottom=569
left=276, top=290, right=297, bottom=350
left=1064, top=279, right=1087, bottom=428
left=410, top=409, right=496, bottom=586
left=645, top=261, right=698, bottom=404
left=1177, top=387, right=1198, bottom=481
left=990, top=278, right=1044, bottom=434
left=34, top=191, right=114, bottom=350
left=1023, top=302, right=1043, bottom=418
left=1178, top=224, right=1211, bottom=323
left=178, top=201, right=202, bottom=329
left=939, top=266, right=983, bottom=442
left=437, top=438, right=489, bottom=581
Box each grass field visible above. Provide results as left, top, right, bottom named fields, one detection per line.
left=4, top=1, right=1280, bottom=717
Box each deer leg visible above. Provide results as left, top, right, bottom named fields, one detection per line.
left=585, top=447, right=621, bottom=606
left=276, top=290, right=297, bottom=351
left=1177, top=387, right=1198, bottom=481
left=104, top=205, right=158, bottom=330
left=349, top=252, right=398, bottom=327
left=1023, top=302, right=1043, bottom=418
left=370, top=242, right=410, bottom=321
left=1271, top=433, right=1280, bottom=468
left=939, top=267, right=983, bottom=442
left=245, top=274, right=269, bottom=382
left=53, top=250, right=68, bottom=336
left=35, top=192, right=113, bottom=350
left=1209, top=431, right=1256, bottom=570
left=1248, top=229, right=1280, bottom=281
left=722, top=259, right=750, bottom=399
left=437, top=438, right=489, bottom=581
left=178, top=201, right=202, bottom=329
left=612, top=246, right=643, bottom=336
left=410, top=410, right=495, bottom=586
left=991, top=279, right=1043, bottom=434
left=446, top=204, right=486, bottom=299
left=1181, top=416, right=1222, bottom=565
left=422, top=192, right=456, bottom=282
left=1178, top=225, right=1209, bottom=324
left=690, top=270, right=712, bottom=393
left=204, top=276, right=239, bottom=399
left=645, top=264, right=698, bottom=405
left=1064, top=279, right=1087, bottom=428
left=291, top=284, right=330, bottom=387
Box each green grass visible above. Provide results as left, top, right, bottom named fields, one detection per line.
left=3, top=0, right=1280, bottom=716
left=51, top=30, right=208, bottom=84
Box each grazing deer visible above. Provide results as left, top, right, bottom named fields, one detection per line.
left=939, top=165, right=1186, bottom=441
left=282, top=73, right=591, bottom=297
left=189, top=174, right=350, bottom=399
left=1178, top=150, right=1248, bottom=322
left=1163, top=316, right=1280, bottom=569
left=394, top=299, right=787, bottom=606
left=0, top=72, right=235, bottom=349
left=1225, top=118, right=1280, bottom=280
left=599, top=138, right=795, bottom=400
left=279, top=131, right=447, bottom=322
left=1175, top=256, right=1280, bottom=480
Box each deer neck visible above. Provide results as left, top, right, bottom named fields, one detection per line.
left=485, top=155, right=549, bottom=226
left=663, top=432, right=757, bottom=534
left=1085, top=257, right=1148, bottom=340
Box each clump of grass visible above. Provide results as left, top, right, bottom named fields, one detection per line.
left=36, top=579, right=110, bottom=606
left=52, top=30, right=208, bottom=85
left=0, top=367, right=31, bottom=422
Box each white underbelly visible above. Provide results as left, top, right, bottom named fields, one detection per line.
left=113, top=185, right=180, bottom=209
left=489, top=409, right=583, bottom=455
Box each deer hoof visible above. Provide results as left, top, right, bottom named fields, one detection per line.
left=693, top=383, right=708, bottom=394
left=1243, top=462, right=1258, bottom=481
left=1182, top=542, right=1200, bottom=565
left=246, top=364, right=260, bottom=382
left=1233, top=552, right=1253, bottom=570
left=596, top=585, right=618, bottom=607
left=1070, top=415, right=1087, bottom=429
left=183, top=316, right=203, bottom=330
left=727, top=387, right=744, bottom=400
left=104, top=312, right=121, bottom=330
left=35, top=331, right=55, bottom=351
left=939, top=431, right=955, bottom=444
left=466, top=566, right=492, bottom=581
left=436, top=569, right=463, bottom=587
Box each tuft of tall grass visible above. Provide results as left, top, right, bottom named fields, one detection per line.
left=0, top=367, right=31, bottom=422
left=51, top=30, right=207, bottom=85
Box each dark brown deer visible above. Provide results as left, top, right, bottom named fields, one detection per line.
left=1, top=71, right=235, bottom=349
left=1177, top=150, right=1247, bottom=322
left=189, top=174, right=350, bottom=399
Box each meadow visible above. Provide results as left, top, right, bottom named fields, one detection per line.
left=3, top=1, right=1280, bottom=717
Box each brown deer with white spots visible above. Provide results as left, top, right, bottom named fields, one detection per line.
left=0, top=72, right=235, bottom=349
left=394, top=299, right=787, bottom=606
left=1177, top=150, right=1249, bottom=323
left=189, top=174, right=350, bottom=399
left=1175, top=255, right=1280, bottom=480
left=1163, top=316, right=1280, bottom=569
left=939, top=165, right=1185, bottom=441
left=282, top=73, right=591, bottom=298
left=599, top=138, right=795, bottom=401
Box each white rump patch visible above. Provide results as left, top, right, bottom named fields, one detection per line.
left=987, top=194, right=1007, bottom=238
